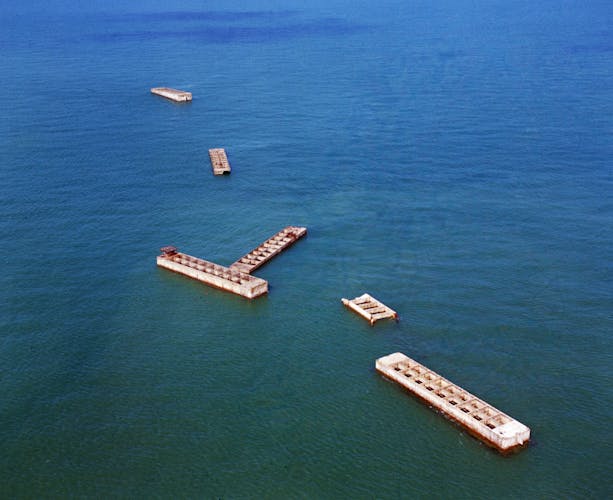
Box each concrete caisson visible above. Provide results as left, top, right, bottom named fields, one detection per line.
left=150, top=87, right=192, bottom=102
left=376, top=352, right=530, bottom=453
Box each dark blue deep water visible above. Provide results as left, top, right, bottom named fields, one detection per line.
left=1, top=1, right=612, bottom=497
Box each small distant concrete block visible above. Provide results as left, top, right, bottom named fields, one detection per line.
left=342, top=293, right=398, bottom=325
left=151, top=87, right=192, bottom=102
left=209, top=148, right=231, bottom=175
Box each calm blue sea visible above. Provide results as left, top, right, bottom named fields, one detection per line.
left=1, top=0, right=612, bottom=497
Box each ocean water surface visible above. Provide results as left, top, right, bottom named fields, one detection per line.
left=1, top=0, right=612, bottom=497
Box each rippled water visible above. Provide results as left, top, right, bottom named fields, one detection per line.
left=1, top=1, right=612, bottom=497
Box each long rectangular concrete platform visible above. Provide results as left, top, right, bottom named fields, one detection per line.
left=151, top=87, right=192, bottom=102
left=157, top=249, right=267, bottom=299
left=230, top=226, right=307, bottom=274
left=376, top=352, right=530, bottom=453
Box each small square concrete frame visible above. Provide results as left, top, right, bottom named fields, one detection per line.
left=341, top=293, right=398, bottom=326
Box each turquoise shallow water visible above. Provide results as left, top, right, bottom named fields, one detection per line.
left=1, top=1, right=612, bottom=497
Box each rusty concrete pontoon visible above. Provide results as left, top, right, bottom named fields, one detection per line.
left=376, top=352, right=530, bottom=453
left=342, top=293, right=398, bottom=325
left=150, top=87, right=192, bottom=102
left=157, top=226, right=307, bottom=299
left=209, top=148, right=231, bottom=175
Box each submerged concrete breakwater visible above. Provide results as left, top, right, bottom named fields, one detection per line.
left=148, top=88, right=531, bottom=457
